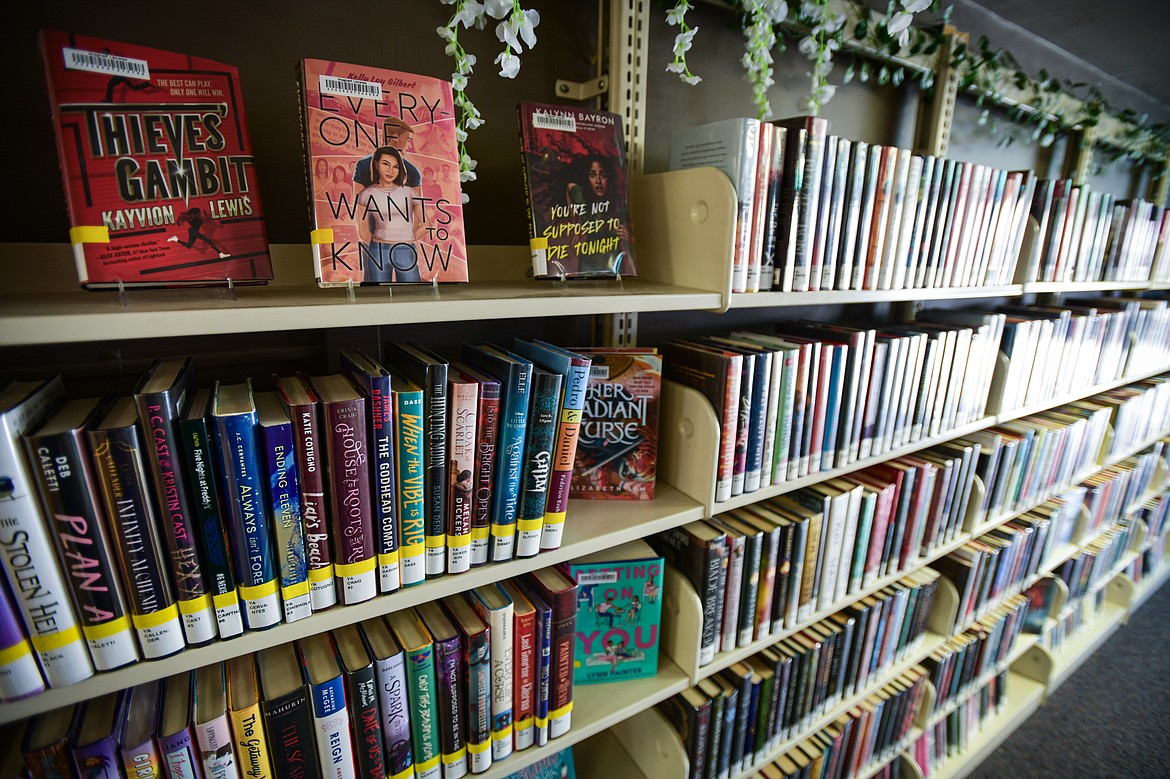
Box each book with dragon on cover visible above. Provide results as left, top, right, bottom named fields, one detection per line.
left=299, top=58, right=467, bottom=286
left=570, top=349, right=661, bottom=500
left=39, top=30, right=272, bottom=289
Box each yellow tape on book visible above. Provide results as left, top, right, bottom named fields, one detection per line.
left=281, top=581, right=311, bottom=600
left=493, top=724, right=513, bottom=741
left=466, top=739, right=491, bottom=755
left=471, top=527, right=490, bottom=541
left=213, top=591, right=240, bottom=610
left=82, top=615, right=132, bottom=641
left=425, top=534, right=447, bottom=549
left=550, top=701, right=574, bottom=720
left=238, top=579, right=279, bottom=601
left=530, top=237, right=548, bottom=250
left=515, top=715, right=534, bottom=732
left=178, top=594, right=212, bottom=615
left=308, top=565, right=334, bottom=583
left=131, top=604, right=180, bottom=630
left=0, top=640, right=32, bottom=665
left=378, top=551, right=400, bottom=566
left=401, top=543, right=425, bottom=559
left=390, top=767, right=415, bottom=779
left=442, top=747, right=467, bottom=764
left=415, top=755, right=441, bottom=774
left=517, top=518, right=543, bottom=533
left=334, top=557, right=377, bottom=578
left=535, top=715, right=548, bottom=728
left=447, top=534, right=471, bottom=548
left=70, top=226, right=109, bottom=244
left=310, top=228, right=334, bottom=245
left=543, top=512, right=567, bottom=525
left=490, top=522, right=513, bottom=538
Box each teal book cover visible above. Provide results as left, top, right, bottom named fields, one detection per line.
left=565, top=539, right=663, bottom=684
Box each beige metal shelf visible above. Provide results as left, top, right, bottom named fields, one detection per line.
left=727, top=285, right=1023, bottom=309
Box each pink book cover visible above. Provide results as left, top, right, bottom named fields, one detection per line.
left=299, top=58, right=467, bottom=286
left=39, top=30, right=272, bottom=289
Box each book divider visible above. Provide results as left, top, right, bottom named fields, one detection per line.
left=603, top=703, right=691, bottom=779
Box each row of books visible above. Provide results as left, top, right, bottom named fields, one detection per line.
left=1021, top=180, right=1167, bottom=284
left=910, top=671, right=1008, bottom=776
left=1133, top=491, right=1169, bottom=546
left=1078, top=448, right=1167, bottom=541
left=655, top=437, right=978, bottom=666
left=9, top=567, right=578, bottom=779
left=1042, top=584, right=1112, bottom=655
left=0, top=335, right=654, bottom=697
left=662, top=316, right=1001, bottom=504
left=669, top=116, right=1036, bottom=295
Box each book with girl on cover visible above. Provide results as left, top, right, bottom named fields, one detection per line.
left=518, top=101, right=637, bottom=280
left=299, top=59, right=467, bottom=286
left=39, top=30, right=272, bottom=289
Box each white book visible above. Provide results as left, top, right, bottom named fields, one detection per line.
left=470, top=585, right=514, bottom=763
left=810, top=485, right=851, bottom=612
left=831, top=480, right=864, bottom=602
left=886, top=152, right=920, bottom=290
left=851, top=144, right=884, bottom=290
left=836, top=140, right=868, bottom=291
left=903, top=155, right=934, bottom=289
left=821, top=137, right=851, bottom=292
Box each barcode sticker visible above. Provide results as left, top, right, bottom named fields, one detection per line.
left=575, top=571, right=618, bottom=585
left=589, top=365, right=609, bottom=380
left=63, top=47, right=149, bottom=79
left=319, top=74, right=383, bottom=101
left=532, top=111, right=577, bottom=132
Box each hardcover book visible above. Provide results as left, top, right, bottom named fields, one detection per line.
left=468, top=585, right=514, bottom=762
left=227, top=656, right=274, bottom=779
left=449, top=362, right=501, bottom=568
left=334, top=625, right=385, bottom=779
left=0, top=574, right=45, bottom=701
left=258, top=644, right=319, bottom=779
left=524, top=567, right=578, bottom=739
left=440, top=595, right=492, bottom=773
left=299, top=633, right=356, bottom=779
left=570, top=349, right=661, bottom=500
left=359, top=617, right=414, bottom=779
left=565, top=539, right=663, bottom=684
left=157, top=672, right=205, bottom=779
left=194, top=662, right=238, bottom=779
left=39, top=30, right=272, bottom=289
left=70, top=690, right=126, bottom=779
left=517, top=101, right=637, bottom=279
left=386, top=610, right=442, bottom=779
left=515, top=367, right=563, bottom=556
left=299, top=58, right=467, bottom=286
left=417, top=602, right=470, bottom=779
left=23, top=705, right=78, bottom=779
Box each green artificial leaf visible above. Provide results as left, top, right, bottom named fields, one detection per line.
left=878, top=65, right=890, bottom=84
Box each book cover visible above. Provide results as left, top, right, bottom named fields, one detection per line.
left=133, top=358, right=216, bottom=646
left=23, top=704, right=77, bottom=779
left=389, top=371, right=427, bottom=586
left=510, top=341, right=592, bottom=552
left=417, top=602, right=470, bottom=778
left=70, top=690, right=126, bottom=779
left=518, top=100, right=637, bottom=279
left=501, top=749, right=576, bottom=779
left=211, top=381, right=282, bottom=631
left=0, top=573, right=45, bottom=701
left=194, top=662, right=239, bottom=779
left=440, top=595, right=492, bottom=773
left=650, top=521, right=727, bottom=667
left=0, top=378, right=95, bottom=688
left=307, top=375, right=378, bottom=604
left=299, top=633, right=356, bottom=779
left=565, top=539, right=663, bottom=684
left=450, top=362, right=501, bottom=567
left=515, top=367, right=563, bottom=556
left=445, top=368, right=479, bottom=574
left=89, top=396, right=187, bottom=658
left=571, top=349, right=661, bottom=500
left=23, top=395, right=139, bottom=671
left=658, top=688, right=712, bottom=779
left=357, top=618, right=413, bottom=779
left=299, top=58, right=467, bottom=285
left=499, top=582, right=537, bottom=752
left=385, top=342, right=450, bottom=578
left=258, top=644, right=320, bottom=779
left=39, top=30, right=271, bottom=288
left=468, top=585, right=514, bottom=762
left=333, top=625, right=384, bottom=779
left=157, top=672, right=207, bottom=779
left=340, top=352, right=401, bottom=594
left=256, top=392, right=312, bottom=624
left=179, top=387, right=245, bottom=639
left=515, top=580, right=553, bottom=749
left=227, top=656, right=274, bottom=779
left=386, top=610, right=442, bottom=779
left=273, top=375, right=337, bottom=611
left=524, top=567, right=578, bottom=739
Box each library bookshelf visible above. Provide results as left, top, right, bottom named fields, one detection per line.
left=3, top=172, right=1169, bottom=779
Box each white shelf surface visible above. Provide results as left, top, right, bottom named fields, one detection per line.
left=0, top=485, right=703, bottom=725
left=728, top=285, right=1023, bottom=309
left=1021, top=280, right=1152, bottom=294
left=994, top=365, right=1170, bottom=424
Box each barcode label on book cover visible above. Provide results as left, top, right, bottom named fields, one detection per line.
left=63, top=48, right=149, bottom=79
left=575, top=571, right=618, bottom=585
left=319, top=74, right=382, bottom=101
left=589, top=365, right=610, bottom=380
left=532, top=111, right=577, bottom=132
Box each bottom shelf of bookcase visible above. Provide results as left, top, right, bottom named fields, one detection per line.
left=925, top=673, right=1047, bottom=779
left=1129, top=560, right=1170, bottom=615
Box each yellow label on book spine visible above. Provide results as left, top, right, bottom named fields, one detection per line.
left=70, top=225, right=109, bottom=244
left=239, top=579, right=279, bottom=601
left=334, top=557, right=377, bottom=577
left=0, top=640, right=32, bottom=665
left=310, top=228, right=334, bottom=245
left=425, top=534, right=447, bottom=548
left=309, top=565, right=334, bottom=582
left=517, top=518, right=542, bottom=533
left=82, top=615, right=131, bottom=641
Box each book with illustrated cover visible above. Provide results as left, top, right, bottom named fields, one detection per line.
left=158, top=672, right=207, bottom=779
left=299, top=58, right=466, bottom=286
left=39, top=30, right=271, bottom=289
left=571, top=349, right=661, bottom=500
left=565, top=540, right=663, bottom=684
left=518, top=101, right=637, bottom=280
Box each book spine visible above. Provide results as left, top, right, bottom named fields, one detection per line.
left=157, top=727, right=204, bottom=779
left=136, top=391, right=216, bottom=645
left=364, top=374, right=400, bottom=594
left=530, top=596, right=552, bottom=749
left=516, top=372, right=562, bottom=557
left=229, top=701, right=274, bottom=779
left=310, top=675, right=355, bottom=779
left=322, top=399, right=377, bottom=604
left=491, top=362, right=532, bottom=563
left=545, top=588, right=577, bottom=739
left=420, top=366, right=449, bottom=579
left=347, top=664, right=384, bottom=779
left=470, top=385, right=500, bottom=567
left=121, top=737, right=165, bottom=779
left=263, top=689, right=319, bottom=779
left=464, top=628, right=493, bottom=772
left=483, top=603, right=514, bottom=761
left=212, top=412, right=282, bottom=631
left=730, top=357, right=754, bottom=496
left=720, top=533, right=743, bottom=652
left=542, top=359, right=589, bottom=551
left=89, top=425, right=187, bottom=658
left=0, top=573, right=44, bottom=700
left=25, top=425, right=138, bottom=670
left=405, top=643, right=442, bottom=779
left=447, top=381, right=478, bottom=575
left=373, top=650, right=414, bottom=779
left=285, top=399, right=336, bottom=611
left=395, top=386, right=427, bottom=586
left=434, top=635, right=468, bottom=779
left=197, top=713, right=241, bottom=779
left=513, top=608, right=537, bottom=751
left=261, top=421, right=312, bottom=624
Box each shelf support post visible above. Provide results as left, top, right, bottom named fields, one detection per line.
left=915, top=25, right=966, bottom=157
left=604, top=0, right=649, bottom=175
left=1063, top=124, right=1097, bottom=187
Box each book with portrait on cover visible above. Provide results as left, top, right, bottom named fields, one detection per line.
left=517, top=101, right=637, bottom=280
left=299, top=59, right=467, bottom=286
left=39, top=30, right=272, bottom=289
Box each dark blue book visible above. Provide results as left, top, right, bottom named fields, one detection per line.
left=701, top=337, right=772, bottom=494
left=515, top=367, right=562, bottom=558
left=516, top=578, right=553, bottom=749
left=384, top=342, right=449, bottom=579
left=462, top=343, right=533, bottom=563
left=212, top=380, right=282, bottom=631
left=820, top=343, right=846, bottom=471
left=341, top=350, right=400, bottom=594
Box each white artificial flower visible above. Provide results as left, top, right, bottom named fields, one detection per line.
left=887, top=11, right=912, bottom=35
left=666, top=60, right=685, bottom=74
left=674, top=28, right=698, bottom=56
left=454, top=0, right=486, bottom=28
left=764, top=0, right=789, bottom=23
left=436, top=25, right=455, bottom=41
left=452, top=74, right=468, bottom=90
left=902, top=0, right=931, bottom=13
left=683, top=73, right=702, bottom=85
left=496, top=18, right=520, bottom=50
left=519, top=9, right=540, bottom=48
left=799, top=35, right=819, bottom=57
left=484, top=0, right=512, bottom=19
left=495, top=49, right=520, bottom=78
left=455, top=127, right=468, bottom=142
left=666, top=2, right=690, bottom=26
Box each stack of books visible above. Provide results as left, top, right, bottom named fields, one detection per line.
left=911, top=670, right=1010, bottom=775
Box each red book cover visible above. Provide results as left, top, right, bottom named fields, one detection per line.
left=299, top=59, right=466, bottom=286
left=517, top=101, right=637, bottom=279
left=502, top=581, right=538, bottom=751
left=39, top=30, right=271, bottom=289
left=452, top=362, right=501, bottom=568
left=525, top=567, right=577, bottom=740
